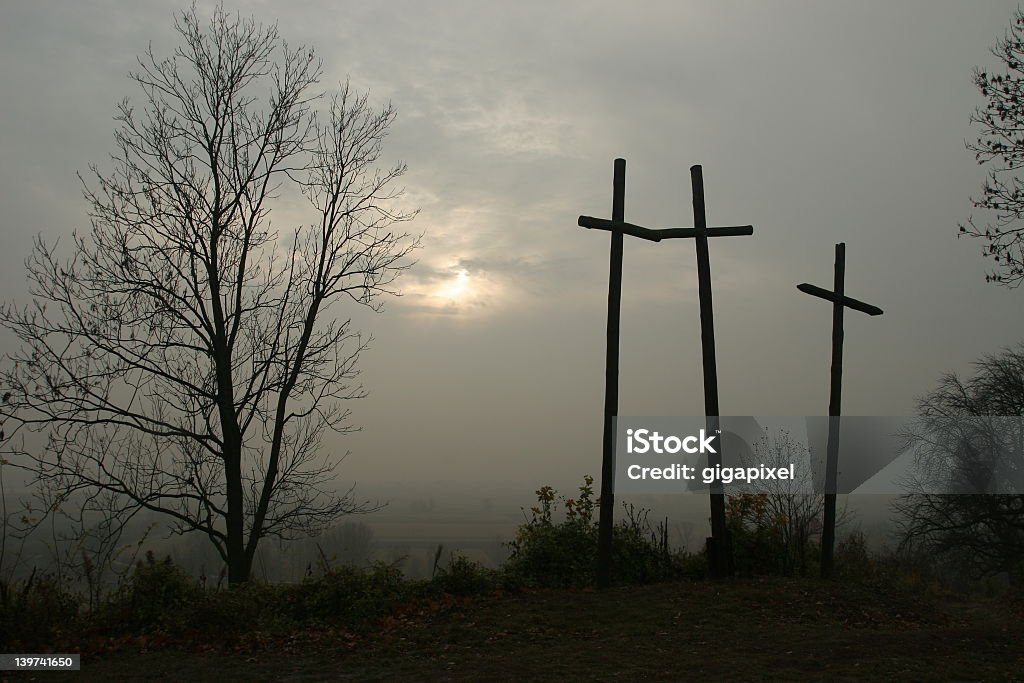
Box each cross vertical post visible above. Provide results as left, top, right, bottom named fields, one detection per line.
left=822, top=243, right=845, bottom=580
left=797, top=243, right=883, bottom=578
left=690, top=165, right=729, bottom=578
left=597, top=158, right=626, bottom=589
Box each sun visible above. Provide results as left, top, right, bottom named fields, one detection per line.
left=401, top=261, right=505, bottom=316
left=436, top=269, right=472, bottom=304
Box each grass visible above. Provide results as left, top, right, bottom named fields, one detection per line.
left=32, top=577, right=1023, bottom=681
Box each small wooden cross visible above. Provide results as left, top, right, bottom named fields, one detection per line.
left=797, top=243, right=882, bottom=578
left=579, top=164, right=753, bottom=580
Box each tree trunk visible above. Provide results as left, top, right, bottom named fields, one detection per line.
left=223, top=432, right=251, bottom=584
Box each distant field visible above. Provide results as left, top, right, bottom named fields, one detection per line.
left=369, top=519, right=519, bottom=543
left=43, top=578, right=1023, bottom=681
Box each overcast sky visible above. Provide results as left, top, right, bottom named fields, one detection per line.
left=2, top=1, right=1023, bottom=501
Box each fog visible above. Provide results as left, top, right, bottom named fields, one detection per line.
left=2, top=1, right=1022, bottom=579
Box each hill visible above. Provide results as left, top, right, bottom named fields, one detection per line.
left=41, top=577, right=1022, bottom=681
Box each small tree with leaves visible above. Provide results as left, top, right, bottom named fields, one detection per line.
left=0, top=5, right=418, bottom=584
left=961, top=8, right=1024, bottom=286
left=729, top=430, right=826, bottom=577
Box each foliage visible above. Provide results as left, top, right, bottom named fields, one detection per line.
left=0, top=571, right=79, bottom=650
left=504, top=476, right=679, bottom=587
left=190, top=581, right=297, bottom=637
left=727, top=492, right=807, bottom=577
left=726, top=492, right=822, bottom=577
left=611, top=503, right=675, bottom=584
left=962, top=8, right=1024, bottom=286
left=98, top=551, right=203, bottom=634
left=431, top=553, right=499, bottom=596
left=294, top=561, right=410, bottom=625
left=833, top=529, right=873, bottom=580
left=829, top=534, right=961, bottom=598
left=726, top=430, right=826, bottom=577
left=504, top=478, right=599, bottom=587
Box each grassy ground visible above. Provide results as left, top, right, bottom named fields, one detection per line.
left=18, top=578, right=1024, bottom=682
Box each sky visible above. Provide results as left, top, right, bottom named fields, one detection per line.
left=2, top=1, right=1024, bottom=508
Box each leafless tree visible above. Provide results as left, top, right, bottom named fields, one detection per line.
left=961, top=8, right=1024, bottom=286
left=0, top=5, right=418, bottom=584
left=893, top=345, right=1024, bottom=583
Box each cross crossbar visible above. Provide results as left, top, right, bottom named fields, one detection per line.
left=578, top=216, right=754, bottom=242
left=796, top=283, right=883, bottom=316
left=577, top=216, right=664, bottom=242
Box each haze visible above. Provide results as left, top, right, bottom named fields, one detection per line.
left=1, top=2, right=1021, bottom=529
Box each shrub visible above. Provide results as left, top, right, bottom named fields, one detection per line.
left=726, top=493, right=820, bottom=577
left=671, top=549, right=709, bottom=581
left=834, top=536, right=961, bottom=598
left=612, top=503, right=674, bottom=584
left=0, top=571, right=79, bottom=650
left=190, top=581, right=295, bottom=637
left=295, top=561, right=409, bottom=625
left=431, top=553, right=499, bottom=596
left=505, top=476, right=677, bottom=587
left=834, top=530, right=874, bottom=581
left=99, top=551, right=202, bottom=633
left=504, top=477, right=599, bottom=587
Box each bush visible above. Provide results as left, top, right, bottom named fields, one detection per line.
left=834, top=535, right=960, bottom=598
left=98, top=551, right=202, bottom=633
left=671, top=549, right=709, bottom=581
left=295, top=561, right=410, bottom=625
left=834, top=530, right=874, bottom=581
left=504, top=476, right=677, bottom=587
left=0, top=571, right=79, bottom=650
left=612, top=503, right=674, bottom=584
left=431, top=553, right=499, bottom=596
left=868, top=544, right=950, bottom=597
left=726, top=493, right=819, bottom=577
left=504, top=478, right=599, bottom=587
left=190, top=581, right=295, bottom=637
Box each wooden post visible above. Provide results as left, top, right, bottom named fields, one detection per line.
left=690, top=166, right=730, bottom=578
left=821, top=244, right=845, bottom=579
left=797, top=243, right=882, bottom=578
left=597, top=158, right=626, bottom=589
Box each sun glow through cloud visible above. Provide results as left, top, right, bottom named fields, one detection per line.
left=436, top=269, right=471, bottom=303
left=397, top=258, right=517, bottom=318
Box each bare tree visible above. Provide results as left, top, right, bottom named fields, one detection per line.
left=893, top=346, right=1024, bottom=583
left=961, top=8, right=1024, bottom=286
left=0, top=5, right=418, bottom=584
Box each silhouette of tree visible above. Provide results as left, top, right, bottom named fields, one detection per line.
left=894, top=345, right=1024, bottom=583
left=0, top=6, right=418, bottom=584
left=961, top=8, right=1024, bottom=286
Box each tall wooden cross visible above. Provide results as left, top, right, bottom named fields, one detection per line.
left=797, top=243, right=882, bottom=578
left=578, top=162, right=753, bottom=582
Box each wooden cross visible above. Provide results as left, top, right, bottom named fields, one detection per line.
left=579, top=163, right=753, bottom=581
left=797, top=243, right=882, bottom=578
